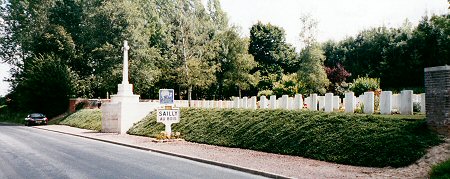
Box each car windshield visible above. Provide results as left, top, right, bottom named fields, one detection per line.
left=29, top=113, right=44, bottom=118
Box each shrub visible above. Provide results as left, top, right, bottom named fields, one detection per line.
left=128, top=108, right=441, bottom=167
left=257, top=90, right=273, bottom=97
left=349, top=77, right=380, bottom=96
left=430, top=159, right=450, bottom=179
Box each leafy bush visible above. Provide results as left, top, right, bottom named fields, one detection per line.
left=257, top=90, right=273, bottom=97
left=349, top=77, right=380, bottom=96
left=128, top=108, right=441, bottom=167
left=430, top=159, right=450, bottom=179
left=59, top=109, right=101, bottom=131
left=0, top=106, right=27, bottom=124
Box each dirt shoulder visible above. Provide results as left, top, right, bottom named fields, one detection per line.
left=34, top=125, right=450, bottom=179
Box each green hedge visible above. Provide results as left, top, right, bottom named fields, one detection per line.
left=0, top=106, right=27, bottom=124
left=128, top=108, right=441, bottom=167
left=59, top=109, right=101, bottom=131
left=430, top=159, right=450, bottom=179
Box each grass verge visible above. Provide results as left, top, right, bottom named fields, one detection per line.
left=430, top=158, right=450, bottom=179
left=128, top=108, right=442, bottom=168
left=58, top=109, right=101, bottom=131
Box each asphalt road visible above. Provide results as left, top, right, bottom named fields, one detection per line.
left=0, top=124, right=266, bottom=179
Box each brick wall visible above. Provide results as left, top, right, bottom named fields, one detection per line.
left=425, top=65, right=450, bottom=136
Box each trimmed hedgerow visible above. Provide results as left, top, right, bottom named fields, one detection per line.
left=128, top=108, right=441, bottom=168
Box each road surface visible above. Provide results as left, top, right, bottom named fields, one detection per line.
left=0, top=124, right=266, bottom=179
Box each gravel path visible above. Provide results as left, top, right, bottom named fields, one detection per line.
left=34, top=125, right=450, bottom=179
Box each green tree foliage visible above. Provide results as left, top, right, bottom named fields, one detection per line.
left=11, top=54, right=75, bottom=117
left=214, top=29, right=259, bottom=98
left=323, top=14, right=449, bottom=89
left=272, top=73, right=299, bottom=97
left=249, top=22, right=298, bottom=91
left=297, top=44, right=330, bottom=95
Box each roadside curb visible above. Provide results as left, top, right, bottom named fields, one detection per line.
left=34, top=126, right=290, bottom=179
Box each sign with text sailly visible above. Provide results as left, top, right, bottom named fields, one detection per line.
left=157, top=108, right=180, bottom=123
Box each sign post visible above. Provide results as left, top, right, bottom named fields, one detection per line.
left=157, top=89, right=179, bottom=137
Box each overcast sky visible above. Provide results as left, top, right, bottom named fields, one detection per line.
left=0, top=0, right=448, bottom=97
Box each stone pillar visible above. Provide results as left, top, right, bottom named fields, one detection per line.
left=364, top=92, right=374, bottom=114
left=269, top=95, right=277, bottom=109
left=294, top=94, right=303, bottom=110
left=400, top=90, right=413, bottom=115
left=310, top=94, right=318, bottom=111
left=333, top=96, right=340, bottom=110
left=281, top=95, right=289, bottom=109
left=324, top=93, right=333, bottom=113
left=345, top=92, right=355, bottom=113
left=420, top=93, right=426, bottom=113
left=260, top=96, right=267, bottom=109
left=250, top=96, right=257, bottom=109
left=380, top=91, right=392, bottom=115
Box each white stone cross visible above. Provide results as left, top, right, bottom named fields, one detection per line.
left=122, top=40, right=130, bottom=84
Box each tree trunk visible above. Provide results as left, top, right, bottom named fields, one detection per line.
left=188, top=86, right=192, bottom=107
left=238, top=86, right=242, bottom=98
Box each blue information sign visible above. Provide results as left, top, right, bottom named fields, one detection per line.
left=159, top=89, right=174, bottom=105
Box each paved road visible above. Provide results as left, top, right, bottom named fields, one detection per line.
left=0, top=124, right=266, bottom=179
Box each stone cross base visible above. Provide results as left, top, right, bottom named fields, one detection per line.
left=102, top=101, right=159, bottom=134
left=117, top=83, right=134, bottom=96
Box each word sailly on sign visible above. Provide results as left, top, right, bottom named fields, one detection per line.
left=157, top=108, right=180, bottom=123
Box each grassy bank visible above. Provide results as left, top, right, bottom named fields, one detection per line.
left=58, top=109, right=101, bottom=131
left=128, top=108, right=441, bottom=168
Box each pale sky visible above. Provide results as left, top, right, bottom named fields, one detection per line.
left=0, top=0, right=448, bottom=97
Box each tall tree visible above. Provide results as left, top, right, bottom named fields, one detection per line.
left=249, top=22, right=297, bottom=91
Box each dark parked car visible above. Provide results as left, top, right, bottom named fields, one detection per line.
left=25, top=113, right=48, bottom=126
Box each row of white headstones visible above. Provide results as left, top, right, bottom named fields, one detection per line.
left=173, top=90, right=424, bottom=115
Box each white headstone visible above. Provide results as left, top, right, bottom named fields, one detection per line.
left=288, top=97, right=294, bottom=110
left=260, top=96, right=268, bottom=109
left=242, top=97, right=248, bottom=109
left=420, top=93, right=426, bottom=113
left=333, top=96, right=340, bottom=110
left=324, top=93, right=333, bottom=112
left=294, top=94, right=303, bottom=110
left=380, top=91, right=392, bottom=115
left=281, top=95, right=289, bottom=109
left=233, top=97, right=240, bottom=108
left=250, top=96, right=257, bottom=109
left=304, top=97, right=310, bottom=109
left=392, top=94, right=400, bottom=111
left=218, top=100, right=223, bottom=108
left=310, top=94, right=318, bottom=111
left=318, top=96, right=325, bottom=111
left=270, top=95, right=277, bottom=109
left=364, top=92, right=374, bottom=114
left=345, top=92, right=355, bottom=113
left=400, top=90, right=413, bottom=115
